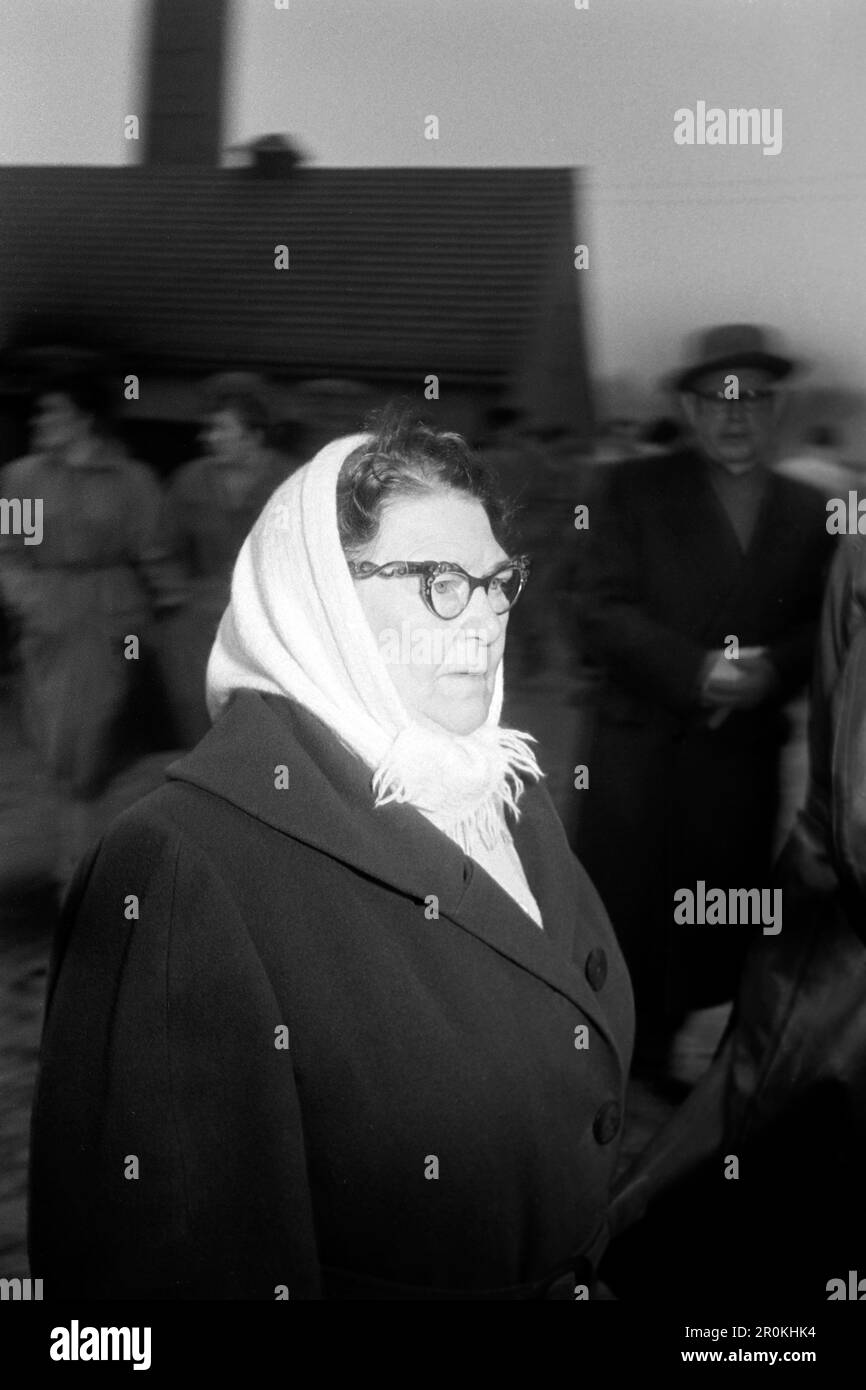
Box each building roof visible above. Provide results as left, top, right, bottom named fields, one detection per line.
left=0, top=165, right=583, bottom=392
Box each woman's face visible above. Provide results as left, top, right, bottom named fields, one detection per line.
left=32, top=392, right=92, bottom=455
left=352, top=490, right=511, bottom=735
left=202, top=408, right=259, bottom=463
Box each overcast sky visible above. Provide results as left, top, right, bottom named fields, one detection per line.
left=2, top=0, right=859, bottom=179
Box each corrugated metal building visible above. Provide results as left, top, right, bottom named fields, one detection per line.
left=0, top=161, right=591, bottom=461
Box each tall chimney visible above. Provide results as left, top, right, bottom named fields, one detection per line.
left=143, top=0, right=228, bottom=165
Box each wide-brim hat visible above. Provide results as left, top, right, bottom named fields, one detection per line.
left=672, top=324, right=795, bottom=393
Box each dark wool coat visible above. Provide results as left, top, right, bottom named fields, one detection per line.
left=28, top=689, right=634, bottom=1300
left=574, top=449, right=834, bottom=1020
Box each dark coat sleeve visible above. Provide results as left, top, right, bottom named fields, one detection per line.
left=28, top=807, right=323, bottom=1299
left=578, top=464, right=708, bottom=713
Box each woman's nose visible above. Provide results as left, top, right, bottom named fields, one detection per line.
left=461, top=585, right=505, bottom=638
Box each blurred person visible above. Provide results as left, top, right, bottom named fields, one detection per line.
left=641, top=416, right=682, bottom=452
left=774, top=422, right=854, bottom=498
left=477, top=406, right=548, bottom=500
left=574, top=325, right=834, bottom=1077
left=591, top=417, right=663, bottom=466
left=294, top=377, right=375, bottom=457
left=479, top=409, right=561, bottom=676
left=480, top=412, right=590, bottom=833
left=605, top=531, right=866, bottom=1301
left=29, top=411, right=633, bottom=1299
left=160, top=372, right=292, bottom=745
left=0, top=368, right=185, bottom=878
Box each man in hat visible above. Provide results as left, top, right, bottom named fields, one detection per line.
left=574, top=325, right=834, bottom=1078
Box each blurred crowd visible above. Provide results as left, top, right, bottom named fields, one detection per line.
left=0, top=332, right=861, bottom=911
left=0, top=343, right=855, bottom=907
left=3, top=321, right=866, bottom=1296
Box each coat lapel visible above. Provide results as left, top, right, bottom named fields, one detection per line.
left=664, top=452, right=779, bottom=642
left=167, top=690, right=617, bottom=1041
left=467, top=783, right=625, bottom=1049
left=691, top=471, right=792, bottom=641
left=664, top=452, right=745, bottom=585
left=723, top=472, right=789, bottom=599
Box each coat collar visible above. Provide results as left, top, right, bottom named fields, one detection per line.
left=166, top=691, right=621, bottom=1046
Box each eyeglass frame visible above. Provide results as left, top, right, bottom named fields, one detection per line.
left=347, top=554, right=531, bottom=620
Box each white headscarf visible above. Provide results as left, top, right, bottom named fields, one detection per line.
left=206, top=433, right=542, bottom=852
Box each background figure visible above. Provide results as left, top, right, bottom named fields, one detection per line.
left=773, top=422, right=856, bottom=499
left=0, top=368, right=186, bottom=879
left=574, top=325, right=834, bottom=1075
left=479, top=411, right=572, bottom=687
left=480, top=412, right=595, bottom=837
left=605, top=532, right=866, bottom=1301
left=160, top=372, right=293, bottom=746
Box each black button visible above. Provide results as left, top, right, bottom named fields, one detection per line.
left=592, top=1101, right=621, bottom=1145
left=585, top=948, right=608, bottom=991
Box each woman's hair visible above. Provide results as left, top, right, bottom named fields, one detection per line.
left=337, top=404, right=514, bottom=559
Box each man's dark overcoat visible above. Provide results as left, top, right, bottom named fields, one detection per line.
left=574, top=448, right=834, bottom=1023
left=29, top=689, right=634, bottom=1299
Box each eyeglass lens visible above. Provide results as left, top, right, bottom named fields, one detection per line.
left=429, top=565, right=523, bottom=618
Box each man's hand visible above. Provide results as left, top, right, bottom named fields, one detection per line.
left=699, top=645, right=776, bottom=720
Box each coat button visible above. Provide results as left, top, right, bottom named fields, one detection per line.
left=585, top=948, right=608, bottom=991
left=592, top=1101, right=621, bottom=1145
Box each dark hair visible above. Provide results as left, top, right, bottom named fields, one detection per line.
left=336, top=404, right=514, bottom=559
left=36, top=368, right=114, bottom=432
left=203, top=372, right=271, bottom=439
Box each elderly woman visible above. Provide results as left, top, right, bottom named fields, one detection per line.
left=29, top=413, right=633, bottom=1300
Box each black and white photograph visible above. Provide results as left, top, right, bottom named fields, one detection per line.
left=0, top=0, right=864, bottom=1363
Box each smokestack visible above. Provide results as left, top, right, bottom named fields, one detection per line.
left=143, top=0, right=229, bottom=165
